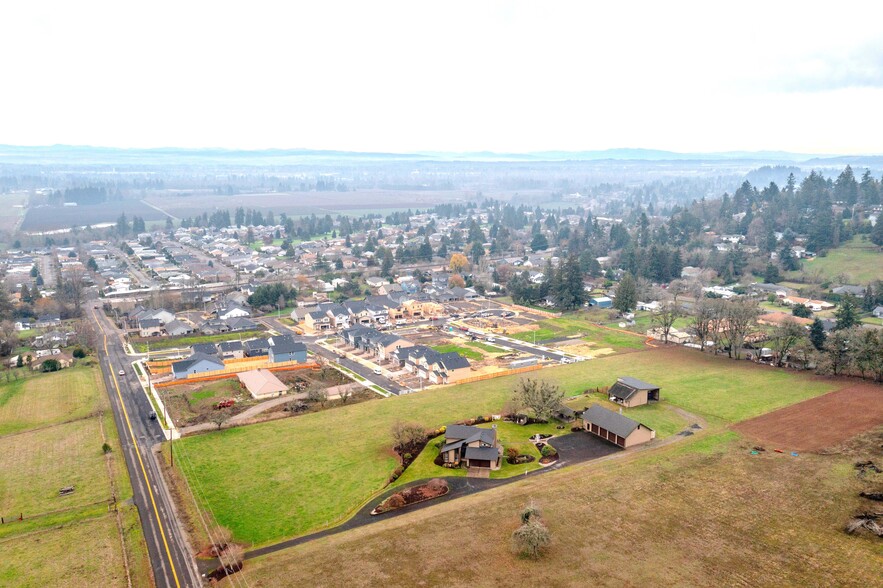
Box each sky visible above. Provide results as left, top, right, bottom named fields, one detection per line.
left=2, top=1, right=883, bottom=154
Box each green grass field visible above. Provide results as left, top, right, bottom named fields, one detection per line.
left=509, top=314, right=646, bottom=350
left=787, top=236, right=883, bottom=284
left=173, top=347, right=839, bottom=546
left=0, top=366, right=151, bottom=586
left=430, top=344, right=484, bottom=361
left=0, top=512, right=134, bottom=587
left=465, top=341, right=505, bottom=354
left=0, top=367, right=102, bottom=436
left=133, top=329, right=266, bottom=352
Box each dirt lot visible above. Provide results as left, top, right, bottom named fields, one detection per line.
left=733, top=382, right=883, bottom=452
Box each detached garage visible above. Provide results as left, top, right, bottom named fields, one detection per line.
left=582, top=405, right=655, bottom=448
left=608, top=376, right=660, bottom=408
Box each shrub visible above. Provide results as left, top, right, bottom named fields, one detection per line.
left=541, top=444, right=556, bottom=458
left=72, top=347, right=87, bottom=359
left=102, top=443, right=112, bottom=454
left=41, top=359, right=61, bottom=372
left=386, top=493, right=406, bottom=509
left=511, top=520, right=551, bottom=559
left=426, top=478, right=448, bottom=493
left=506, top=447, right=519, bottom=459
left=403, top=453, right=413, bottom=461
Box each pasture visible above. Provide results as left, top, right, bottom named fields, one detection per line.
left=509, top=314, right=647, bottom=351
left=787, top=235, right=883, bottom=284
left=173, top=347, right=839, bottom=546
left=20, top=200, right=164, bottom=232
left=229, top=429, right=883, bottom=587
left=0, top=367, right=104, bottom=436
left=0, top=418, right=111, bottom=521
left=0, top=513, right=133, bottom=588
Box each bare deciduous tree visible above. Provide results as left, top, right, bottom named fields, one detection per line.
left=512, top=378, right=564, bottom=422
left=209, top=408, right=232, bottom=430
left=651, top=302, right=681, bottom=344
left=390, top=421, right=426, bottom=455
left=768, top=318, right=806, bottom=367
left=720, top=298, right=760, bottom=359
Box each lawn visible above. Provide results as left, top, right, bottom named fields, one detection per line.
left=0, top=366, right=104, bottom=436
left=0, top=418, right=112, bottom=520
left=231, top=429, right=883, bottom=587
left=509, top=314, right=646, bottom=351
left=394, top=420, right=563, bottom=486
left=466, top=341, right=505, bottom=354
left=132, top=329, right=266, bottom=352
left=787, top=235, right=883, bottom=284
left=172, top=347, right=838, bottom=546
left=0, top=513, right=133, bottom=588
left=430, top=344, right=484, bottom=361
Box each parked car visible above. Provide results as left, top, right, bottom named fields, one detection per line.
left=486, top=336, right=496, bottom=343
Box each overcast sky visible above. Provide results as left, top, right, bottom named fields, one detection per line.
left=2, top=1, right=882, bottom=154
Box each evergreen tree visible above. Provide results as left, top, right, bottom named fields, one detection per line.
left=614, top=273, right=637, bottom=313
left=834, top=295, right=858, bottom=330
left=530, top=232, right=548, bottom=251
left=763, top=263, right=781, bottom=284
left=809, top=318, right=827, bottom=350
left=555, top=255, right=588, bottom=310
left=380, top=248, right=395, bottom=277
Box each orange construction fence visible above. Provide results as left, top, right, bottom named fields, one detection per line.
left=453, top=363, right=542, bottom=385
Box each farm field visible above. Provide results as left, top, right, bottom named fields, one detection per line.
left=0, top=366, right=149, bottom=587
left=734, top=383, right=883, bottom=451
left=0, top=192, right=28, bottom=232
left=0, top=512, right=136, bottom=588
left=0, top=418, right=111, bottom=519
left=229, top=429, right=883, bottom=587
left=20, top=200, right=165, bottom=232
left=787, top=236, right=883, bottom=284
left=172, top=347, right=839, bottom=546
left=0, top=366, right=103, bottom=436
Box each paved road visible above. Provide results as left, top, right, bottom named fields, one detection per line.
left=259, top=316, right=408, bottom=395
left=91, top=307, right=200, bottom=588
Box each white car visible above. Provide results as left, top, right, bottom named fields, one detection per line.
left=118, top=369, right=126, bottom=376
left=373, top=367, right=383, bottom=376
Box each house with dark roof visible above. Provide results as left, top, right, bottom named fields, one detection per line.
left=244, top=338, right=270, bottom=357
left=607, top=377, right=660, bottom=408
left=582, top=405, right=655, bottom=448
left=225, top=317, right=258, bottom=332
left=440, top=424, right=502, bottom=470
left=268, top=335, right=307, bottom=363
left=164, top=319, right=194, bottom=337
left=400, top=345, right=472, bottom=384
left=191, top=343, right=219, bottom=356
left=218, top=340, right=245, bottom=359
left=172, top=352, right=225, bottom=379
left=138, top=318, right=164, bottom=337
left=341, top=326, right=413, bottom=362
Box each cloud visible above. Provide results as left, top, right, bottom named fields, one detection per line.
left=775, top=41, right=883, bottom=92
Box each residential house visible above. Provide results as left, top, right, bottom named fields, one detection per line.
left=757, top=312, right=813, bottom=328
left=782, top=296, right=835, bottom=312
left=607, top=377, right=661, bottom=408
left=832, top=285, right=865, bottom=297
left=874, top=306, right=883, bottom=319
left=216, top=302, right=251, bottom=320
left=439, top=424, right=502, bottom=470
left=401, top=345, right=472, bottom=384
left=268, top=335, right=308, bottom=363
left=199, top=318, right=231, bottom=335
left=35, top=314, right=61, bottom=328
left=218, top=341, right=246, bottom=359
left=31, top=352, right=74, bottom=371
left=244, top=338, right=270, bottom=357
left=138, top=318, right=165, bottom=338
left=303, top=309, right=335, bottom=334
left=226, top=317, right=258, bottom=332
left=191, top=343, right=219, bottom=356
left=582, top=405, right=655, bottom=448
left=237, top=369, right=288, bottom=400
left=164, top=319, right=194, bottom=337
left=171, top=353, right=225, bottom=379
left=342, top=326, right=413, bottom=362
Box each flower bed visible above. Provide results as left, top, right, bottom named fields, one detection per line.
left=371, top=479, right=450, bottom=515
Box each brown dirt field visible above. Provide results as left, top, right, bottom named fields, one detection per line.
left=733, top=382, right=883, bottom=452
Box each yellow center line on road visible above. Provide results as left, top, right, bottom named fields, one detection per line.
left=100, top=314, right=181, bottom=588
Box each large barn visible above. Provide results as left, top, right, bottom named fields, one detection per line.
left=582, top=405, right=655, bottom=448
left=608, top=376, right=660, bottom=408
